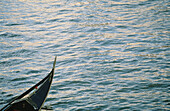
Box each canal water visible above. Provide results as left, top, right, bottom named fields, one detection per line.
left=0, top=0, right=169, bottom=110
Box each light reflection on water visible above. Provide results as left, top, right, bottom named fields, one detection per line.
left=0, top=0, right=169, bottom=110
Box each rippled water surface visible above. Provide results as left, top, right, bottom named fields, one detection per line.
left=0, top=0, right=169, bottom=110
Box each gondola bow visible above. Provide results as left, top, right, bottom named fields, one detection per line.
left=1, top=57, right=56, bottom=111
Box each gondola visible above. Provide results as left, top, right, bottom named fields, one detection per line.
left=1, top=57, right=56, bottom=111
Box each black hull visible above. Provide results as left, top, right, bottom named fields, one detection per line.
left=1, top=57, right=56, bottom=111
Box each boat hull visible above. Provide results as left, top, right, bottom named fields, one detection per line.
left=1, top=57, right=56, bottom=111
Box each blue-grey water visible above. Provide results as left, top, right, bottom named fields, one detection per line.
left=0, top=0, right=169, bottom=110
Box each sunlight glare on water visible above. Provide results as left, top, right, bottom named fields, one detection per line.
left=0, top=0, right=169, bottom=110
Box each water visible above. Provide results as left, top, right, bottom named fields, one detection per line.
left=0, top=0, right=169, bottom=110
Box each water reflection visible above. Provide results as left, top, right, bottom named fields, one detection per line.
left=0, top=0, right=169, bottom=110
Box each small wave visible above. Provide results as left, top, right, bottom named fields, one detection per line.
left=0, top=32, right=22, bottom=38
